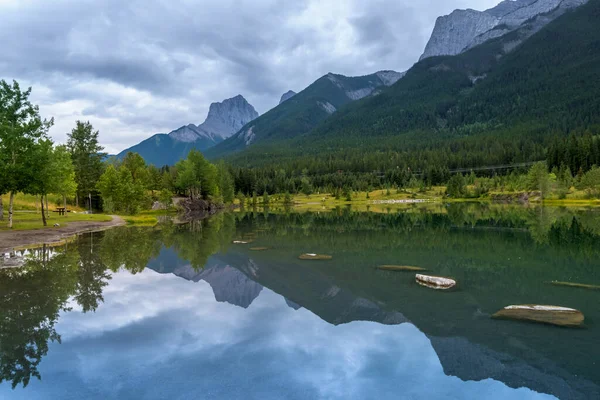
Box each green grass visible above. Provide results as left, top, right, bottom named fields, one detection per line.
left=0, top=211, right=113, bottom=231
left=1, top=193, right=87, bottom=212
left=117, top=209, right=176, bottom=226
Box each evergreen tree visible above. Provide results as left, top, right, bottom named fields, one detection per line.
left=67, top=121, right=105, bottom=209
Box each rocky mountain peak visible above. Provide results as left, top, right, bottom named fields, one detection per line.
left=279, top=90, right=296, bottom=104
left=201, top=95, right=259, bottom=139
left=167, top=94, right=259, bottom=144
left=420, top=0, right=588, bottom=60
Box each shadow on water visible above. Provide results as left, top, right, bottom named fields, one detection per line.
left=1, top=203, right=599, bottom=399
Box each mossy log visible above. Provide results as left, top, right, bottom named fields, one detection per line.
left=492, top=305, right=585, bottom=327
left=299, top=253, right=333, bottom=261
left=416, top=274, right=456, bottom=290
left=377, top=265, right=426, bottom=272
left=549, top=281, right=600, bottom=291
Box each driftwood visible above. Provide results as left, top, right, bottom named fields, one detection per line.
left=549, top=281, right=600, bottom=291
left=416, top=274, right=456, bottom=290
left=377, top=265, right=426, bottom=272
left=250, top=247, right=270, bottom=251
left=493, top=305, right=585, bottom=327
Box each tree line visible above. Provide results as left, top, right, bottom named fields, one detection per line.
left=1, top=80, right=237, bottom=226
left=96, top=150, right=235, bottom=214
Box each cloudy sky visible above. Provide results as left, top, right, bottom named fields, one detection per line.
left=0, top=0, right=498, bottom=154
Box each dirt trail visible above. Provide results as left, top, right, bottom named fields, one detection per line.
left=0, top=216, right=126, bottom=253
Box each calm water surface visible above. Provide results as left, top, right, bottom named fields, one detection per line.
left=0, top=204, right=599, bottom=399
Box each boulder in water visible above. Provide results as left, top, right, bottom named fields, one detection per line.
left=416, top=274, right=456, bottom=290
left=492, top=305, right=585, bottom=327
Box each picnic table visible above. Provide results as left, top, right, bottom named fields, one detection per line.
left=54, top=207, right=67, bottom=216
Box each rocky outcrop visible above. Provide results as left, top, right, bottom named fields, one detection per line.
left=279, top=90, right=296, bottom=104
left=168, top=95, right=259, bottom=143
left=420, top=0, right=588, bottom=60
left=326, top=70, right=404, bottom=102
left=198, top=94, right=259, bottom=140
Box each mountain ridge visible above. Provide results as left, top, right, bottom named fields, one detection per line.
left=116, top=94, right=258, bottom=166
left=205, top=70, right=404, bottom=160
left=420, top=0, right=588, bottom=60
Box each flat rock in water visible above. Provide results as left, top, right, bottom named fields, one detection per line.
left=492, top=305, right=585, bottom=327
left=299, top=253, right=332, bottom=261
left=416, top=274, right=456, bottom=290
left=378, top=265, right=426, bottom=272
left=232, top=240, right=253, bottom=244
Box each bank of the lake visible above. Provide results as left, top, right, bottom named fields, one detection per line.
left=253, top=188, right=600, bottom=210
left=0, top=215, right=126, bottom=254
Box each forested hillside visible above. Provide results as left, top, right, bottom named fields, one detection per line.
left=224, top=0, right=600, bottom=179
left=205, top=71, right=402, bottom=159
left=115, top=132, right=218, bottom=167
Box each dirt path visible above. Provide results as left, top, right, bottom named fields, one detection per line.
left=0, top=216, right=126, bottom=253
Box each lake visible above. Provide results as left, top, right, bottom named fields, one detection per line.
left=0, top=204, right=599, bottom=399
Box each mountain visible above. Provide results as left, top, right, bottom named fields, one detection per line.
left=420, top=0, right=588, bottom=60
left=147, top=248, right=263, bottom=309
left=116, top=95, right=258, bottom=166
left=205, top=70, right=404, bottom=159
left=220, top=0, right=599, bottom=172
left=196, top=94, right=259, bottom=141
left=279, top=90, right=296, bottom=104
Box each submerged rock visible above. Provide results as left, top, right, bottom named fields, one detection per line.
left=549, top=281, right=600, bottom=291
left=416, top=274, right=456, bottom=290
left=492, top=305, right=585, bottom=327
left=299, top=253, right=332, bottom=261
left=377, top=265, right=426, bottom=272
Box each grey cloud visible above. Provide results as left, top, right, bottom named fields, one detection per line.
left=0, top=0, right=500, bottom=153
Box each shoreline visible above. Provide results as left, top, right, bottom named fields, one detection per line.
left=0, top=215, right=126, bottom=254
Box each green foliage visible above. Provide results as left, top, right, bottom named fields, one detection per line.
left=96, top=164, right=149, bottom=214
left=217, top=161, right=235, bottom=204
left=283, top=192, right=293, bottom=205
left=44, top=145, right=78, bottom=208
left=0, top=80, right=54, bottom=226
left=446, top=174, right=466, bottom=198
left=158, top=189, right=174, bottom=208
left=67, top=121, right=105, bottom=206
left=579, top=166, right=600, bottom=198
left=526, top=162, right=551, bottom=198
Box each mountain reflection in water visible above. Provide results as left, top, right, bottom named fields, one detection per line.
left=1, top=204, right=599, bottom=399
